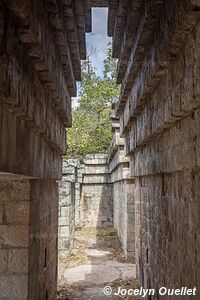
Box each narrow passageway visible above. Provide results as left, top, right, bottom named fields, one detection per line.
left=1, top=1, right=200, bottom=299
left=57, top=227, right=139, bottom=299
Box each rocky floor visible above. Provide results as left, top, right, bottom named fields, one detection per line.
left=57, top=227, right=141, bottom=299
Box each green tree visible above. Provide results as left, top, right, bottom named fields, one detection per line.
left=67, top=43, right=119, bottom=160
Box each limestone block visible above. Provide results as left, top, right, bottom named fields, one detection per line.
left=82, top=175, right=111, bottom=184
left=0, top=275, right=28, bottom=298
left=59, top=196, right=69, bottom=206
left=60, top=207, right=69, bottom=217
left=108, top=132, right=125, bottom=162
left=62, top=174, right=75, bottom=182
left=59, top=217, right=69, bottom=226
left=75, top=182, right=80, bottom=189
left=63, top=166, right=75, bottom=174
left=84, top=165, right=109, bottom=174
left=63, top=159, right=79, bottom=170
left=60, top=226, right=70, bottom=238
left=0, top=249, right=8, bottom=273
left=10, top=181, right=30, bottom=201
left=109, top=150, right=129, bottom=173
left=0, top=225, right=29, bottom=248
left=58, top=237, right=70, bottom=254
left=83, top=154, right=108, bottom=165
left=0, top=180, right=30, bottom=202
left=8, top=249, right=28, bottom=273
left=5, top=201, right=29, bottom=225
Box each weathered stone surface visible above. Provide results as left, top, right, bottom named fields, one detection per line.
left=8, top=249, right=28, bottom=274
left=59, top=162, right=76, bottom=256
left=0, top=274, right=28, bottom=299
left=63, top=261, right=135, bottom=285
left=58, top=156, right=113, bottom=256
left=5, top=201, right=29, bottom=225
left=0, top=225, right=29, bottom=248
left=113, top=180, right=135, bottom=260
left=0, top=179, right=30, bottom=299
left=83, top=153, right=108, bottom=165
left=1, top=1, right=200, bottom=299
left=0, top=1, right=89, bottom=297
left=58, top=226, right=137, bottom=300
left=80, top=184, right=113, bottom=227
left=108, top=111, right=135, bottom=260
left=0, top=180, right=30, bottom=202
left=0, top=249, right=8, bottom=273
left=29, top=179, right=59, bottom=300
left=0, top=0, right=89, bottom=180
left=108, top=0, right=200, bottom=295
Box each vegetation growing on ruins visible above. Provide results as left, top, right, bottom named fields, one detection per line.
left=67, top=43, right=119, bottom=159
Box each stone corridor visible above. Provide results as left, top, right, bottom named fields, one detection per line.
left=0, top=0, right=200, bottom=299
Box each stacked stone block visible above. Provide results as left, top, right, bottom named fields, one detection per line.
left=108, top=108, right=135, bottom=261
left=29, top=179, right=59, bottom=300
left=0, top=0, right=90, bottom=298
left=0, top=180, right=30, bottom=300
left=108, top=0, right=200, bottom=297
left=58, top=154, right=113, bottom=255
left=80, top=154, right=113, bottom=228
left=58, top=160, right=79, bottom=256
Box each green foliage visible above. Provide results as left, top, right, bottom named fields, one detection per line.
left=67, top=43, right=119, bottom=159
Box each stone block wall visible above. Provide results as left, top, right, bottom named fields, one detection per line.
left=0, top=0, right=90, bottom=298
left=0, top=177, right=59, bottom=300
left=80, top=183, right=113, bottom=227
left=58, top=160, right=78, bottom=256
left=59, top=182, right=73, bottom=255
left=0, top=179, right=30, bottom=300
left=58, top=154, right=113, bottom=255
left=108, top=0, right=200, bottom=297
left=29, top=179, right=59, bottom=300
left=80, top=154, right=113, bottom=228
left=108, top=109, right=135, bottom=261
left=112, top=180, right=135, bottom=261
left=134, top=172, right=200, bottom=296
left=0, top=178, right=58, bottom=300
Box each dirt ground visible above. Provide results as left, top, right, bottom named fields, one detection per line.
left=57, top=227, right=141, bottom=299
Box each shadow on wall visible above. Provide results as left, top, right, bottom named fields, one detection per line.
left=58, top=154, right=113, bottom=257
left=80, top=181, right=113, bottom=228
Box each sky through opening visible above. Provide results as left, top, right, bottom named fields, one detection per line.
left=72, top=8, right=111, bottom=109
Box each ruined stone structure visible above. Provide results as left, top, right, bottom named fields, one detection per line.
left=58, top=154, right=113, bottom=255
left=0, top=0, right=90, bottom=298
left=0, top=180, right=30, bottom=299
left=108, top=107, right=135, bottom=261
left=59, top=145, right=136, bottom=261
left=80, top=154, right=113, bottom=227
left=1, top=0, right=200, bottom=299
left=58, top=160, right=78, bottom=257
left=108, top=0, right=200, bottom=297
left=58, top=109, right=136, bottom=260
